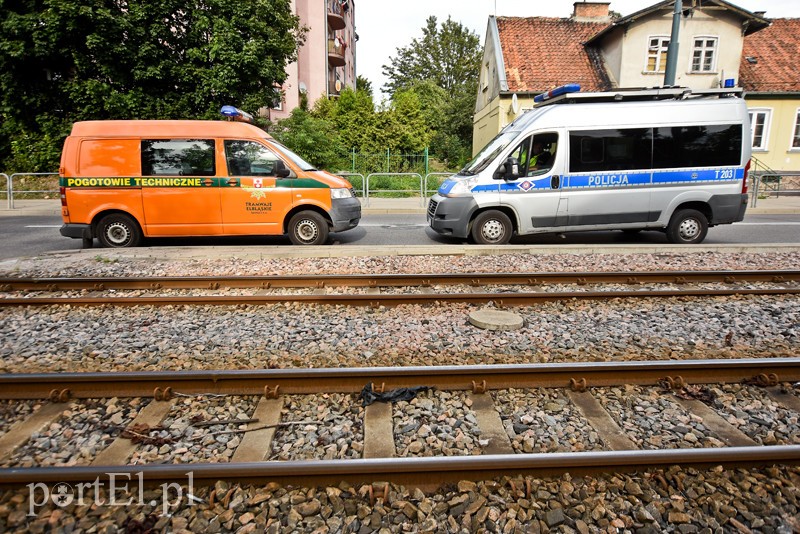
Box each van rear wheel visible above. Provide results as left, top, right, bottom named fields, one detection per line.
left=97, top=213, right=141, bottom=248
left=666, top=209, right=708, bottom=244
left=288, top=211, right=329, bottom=245
left=471, top=210, right=512, bottom=245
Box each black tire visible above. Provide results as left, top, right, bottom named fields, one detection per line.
left=288, top=211, right=329, bottom=245
left=96, top=213, right=142, bottom=248
left=471, top=210, right=512, bottom=245
left=666, top=209, right=708, bottom=244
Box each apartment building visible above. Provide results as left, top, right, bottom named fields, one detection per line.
left=266, top=0, right=357, bottom=121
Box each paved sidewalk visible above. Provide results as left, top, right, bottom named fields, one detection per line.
left=1, top=195, right=799, bottom=217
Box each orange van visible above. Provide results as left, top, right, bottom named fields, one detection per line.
left=59, top=108, right=361, bottom=247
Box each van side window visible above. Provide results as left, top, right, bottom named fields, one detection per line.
left=653, top=124, right=741, bottom=168
left=569, top=129, right=651, bottom=173
left=225, top=140, right=281, bottom=177
left=141, top=139, right=215, bottom=176
left=505, top=133, right=558, bottom=178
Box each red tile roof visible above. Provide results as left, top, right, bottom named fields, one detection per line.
left=740, top=18, right=800, bottom=92
left=496, top=17, right=611, bottom=93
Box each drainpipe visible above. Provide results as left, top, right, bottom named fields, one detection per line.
left=663, top=0, right=682, bottom=86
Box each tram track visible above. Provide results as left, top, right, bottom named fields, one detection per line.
left=1, top=359, right=799, bottom=488
left=0, top=269, right=798, bottom=307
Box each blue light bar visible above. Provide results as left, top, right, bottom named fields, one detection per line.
left=533, top=84, right=581, bottom=103
left=220, top=105, right=254, bottom=123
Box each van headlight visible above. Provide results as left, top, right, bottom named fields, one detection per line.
left=444, top=177, right=479, bottom=197
left=331, top=188, right=353, bottom=199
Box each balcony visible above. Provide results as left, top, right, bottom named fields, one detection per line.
left=329, top=79, right=344, bottom=96
left=327, top=0, right=346, bottom=30
left=328, top=39, right=346, bottom=67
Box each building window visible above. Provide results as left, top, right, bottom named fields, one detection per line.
left=792, top=109, right=800, bottom=150
left=691, top=37, right=718, bottom=73
left=645, top=36, right=669, bottom=73
left=748, top=109, right=771, bottom=151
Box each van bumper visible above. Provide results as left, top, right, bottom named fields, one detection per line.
left=60, top=223, right=92, bottom=239
left=330, top=197, right=361, bottom=232
left=709, top=193, right=748, bottom=225
left=427, top=195, right=476, bottom=239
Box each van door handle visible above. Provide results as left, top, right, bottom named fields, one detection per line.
left=551, top=175, right=561, bottom=189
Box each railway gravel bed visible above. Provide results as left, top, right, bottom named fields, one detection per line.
left=128, top=395, right=258, bottom=465
left=0, top=400, right=39, bottom=436
left=269, top=393, right=364, bottom=461
left=1, top=466, right=798, bottom=532
left=1, top=398, right=146, bottom=468
left=1, top=293, right=796, bottom=374
left=494, top=388, right=604, bottom=453
left=393, top=390, right=482, bottom=457
left=711, top=384, right=800, bottom=446
left=595, top=386, right=723, bottom=450
left=3, top=251, right=800, bottom=278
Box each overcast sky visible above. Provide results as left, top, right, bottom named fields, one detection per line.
left=355, top=0, right=798, bottom=102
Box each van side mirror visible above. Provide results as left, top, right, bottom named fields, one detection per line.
left=274, top=160, right=291, bottom=178
left=504, top=157, right=520, bottom=180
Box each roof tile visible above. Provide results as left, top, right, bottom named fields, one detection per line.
left=740, top=18, right=800, bottom=92
left=497, top=17, right=611, bottom=93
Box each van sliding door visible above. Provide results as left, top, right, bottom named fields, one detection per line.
left=140, top=139, right=222, bottom=236
left=563, top=128, right=654, bottom=228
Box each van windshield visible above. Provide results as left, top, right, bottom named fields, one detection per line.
left=264, top=139, right=317, bottom=171
left=459, top=131, right=518, bottom=176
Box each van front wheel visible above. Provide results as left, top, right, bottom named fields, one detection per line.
left=666, top=209, right=708, bottom=244
left=288, top=211, right=329, bottom=245
left=471, top=211, right=512, bottom=245
left=97, top=213, right=142, bottom=248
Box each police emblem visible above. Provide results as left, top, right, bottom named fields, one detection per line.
left=518, top=180, right=534, bottom=191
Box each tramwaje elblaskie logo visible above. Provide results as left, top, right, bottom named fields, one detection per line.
left=27, top=472, right=198, bottom=517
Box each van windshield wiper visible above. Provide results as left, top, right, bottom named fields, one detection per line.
left=459, top=170, right=476, bottom=176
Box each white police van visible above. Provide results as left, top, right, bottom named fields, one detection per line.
left=428, top=85, right=751, bottom=244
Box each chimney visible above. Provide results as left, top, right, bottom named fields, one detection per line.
left=572, top=2, right=611, bottom=22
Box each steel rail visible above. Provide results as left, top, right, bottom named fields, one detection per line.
left=2, top=358, right=798, bottom=399
left=1, top=269, right=798, bottom=291
left=1, top=287, right=798, bottom=307
left=2, top=446, right=799, bottom=488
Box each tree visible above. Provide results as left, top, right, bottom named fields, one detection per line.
left=381, top=16, right=482, bottom=167
left=270, top=108, right=345, bottom=171
left=0, top=0, right=305, bottom=171
left=381, top=16, right=481, bottom=94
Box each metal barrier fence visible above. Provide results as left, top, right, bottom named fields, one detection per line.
left=1, top=171, right=454, bottom=209
left=424, top=172, right=454, bottom=198
left=333, top=172, right=365, bottom=198
left=0, top=173, right=8, bottom=205
left=365, top=173, right=424, bottom=206
left=6, top=173, right=60, bottom=209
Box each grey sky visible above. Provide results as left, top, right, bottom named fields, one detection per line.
left=355, top=0, right=798, bottom=101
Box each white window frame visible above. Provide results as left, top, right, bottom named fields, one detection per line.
left=748, top=108, right=772, bottom=152
left=644, top=35, right=670, bottom=74
left=791, top=108, right=800, bottom=151
left=689, top=36, right=719, bottom=73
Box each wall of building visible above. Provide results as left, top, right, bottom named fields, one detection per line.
left=746, top=96, right=800, bottom=172
left=615, top=9, right=744, bottom=90
left=267, top=0, right=357, bottom=122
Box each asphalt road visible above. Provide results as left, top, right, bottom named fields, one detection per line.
left=1, top=213, right=800, bottom=261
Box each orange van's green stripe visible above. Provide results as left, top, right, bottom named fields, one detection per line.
left=276, top=178, right=329, bottom=189
left=60, top=177, right=330, bottom=188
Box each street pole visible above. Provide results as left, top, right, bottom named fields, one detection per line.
left=663, top=0, right=682, bottom=86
